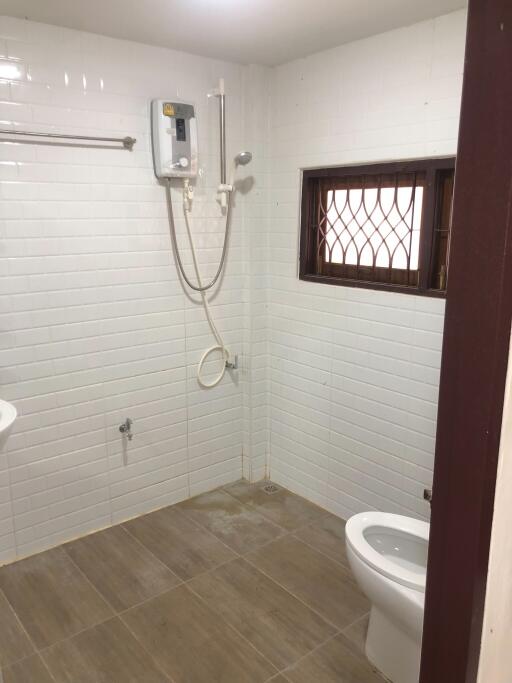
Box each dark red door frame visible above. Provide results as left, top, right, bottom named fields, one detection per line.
left=420, top=1, right=512, bottom=681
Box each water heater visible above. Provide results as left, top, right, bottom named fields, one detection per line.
left=151, top=100, right=198, bottom=178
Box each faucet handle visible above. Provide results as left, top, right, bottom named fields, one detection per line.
left=119, top=418, right=133, bottom=440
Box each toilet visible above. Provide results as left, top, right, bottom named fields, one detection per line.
left=345, top=512, right=429, bottom=683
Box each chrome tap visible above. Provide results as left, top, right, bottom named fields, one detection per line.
left=119, top=417, right=133, bottom=441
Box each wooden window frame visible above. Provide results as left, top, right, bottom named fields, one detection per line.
left=299, top=157, right=456, bottom=297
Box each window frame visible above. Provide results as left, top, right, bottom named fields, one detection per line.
left=299, top=157, right=456, bottom=298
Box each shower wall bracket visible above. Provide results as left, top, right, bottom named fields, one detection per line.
left=225, top=355, right=238, bottom=370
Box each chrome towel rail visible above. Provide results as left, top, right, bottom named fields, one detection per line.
left=0, top=129, right=136, bottom=150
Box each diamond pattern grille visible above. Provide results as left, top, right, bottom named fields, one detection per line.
left=317, top=172, right=425, bottom=285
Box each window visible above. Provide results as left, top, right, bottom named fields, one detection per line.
left=299, top=158, right=455, bottom=296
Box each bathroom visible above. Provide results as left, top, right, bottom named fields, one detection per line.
left=0, top=0, right=511, bottom=681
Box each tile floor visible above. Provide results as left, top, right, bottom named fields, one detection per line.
left=0, top=480, right=385, bottom=683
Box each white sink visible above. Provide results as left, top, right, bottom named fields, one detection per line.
left=0, top=400, right=17, bottom=451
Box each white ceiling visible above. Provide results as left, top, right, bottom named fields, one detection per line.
left=0, top=0, right=467, bottom=66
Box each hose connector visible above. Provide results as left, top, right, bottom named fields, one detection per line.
left=183, top=178, right=194, bottom=209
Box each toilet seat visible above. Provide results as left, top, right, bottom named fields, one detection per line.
left=345, top=512, right=429, bottom=592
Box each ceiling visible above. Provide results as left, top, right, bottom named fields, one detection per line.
left=0, top=0, right=467, bottom=66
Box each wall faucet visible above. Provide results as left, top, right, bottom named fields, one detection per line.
left=119, top=417, right=133, bottom=440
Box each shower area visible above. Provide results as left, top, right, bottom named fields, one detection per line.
left=0, top=35, right=270, bottom=561
left=0, top=7, right=469, bottom=682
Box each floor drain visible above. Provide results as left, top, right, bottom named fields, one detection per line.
left=262, top=483, right=280, bottom=495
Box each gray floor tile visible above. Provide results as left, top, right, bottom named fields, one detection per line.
left=342, top=614, right=370, bottom=654
left=294, top=513, right=349, bottom=567
left=284, top=633, right=385, bottom=682
left=224, top=480, right=325, bottom=531
left=0, top=482, right=381, bottom=682
left=123, top=505, right=236, bottom=580
left=2, top=654, right=54, bottom=683
left=246, top=535, right=369, bottom=629
left=189, top=557, right=336, bottom=669
left=122, top=584, right=277, bottom=683
left=42, top=617, right=169, bottom=683
left=64, top=524, right=180, bottom=611
left=0, top=590, right=34, bottom=667
left=0, top=547, right=113, bottom=649
left=179, top=488, right=284, bottom=553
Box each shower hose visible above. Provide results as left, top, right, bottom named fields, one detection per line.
left=165, top=176, right=235, bottom=389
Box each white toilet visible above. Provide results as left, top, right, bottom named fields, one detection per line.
left=345, top=512, right=429, bottom=683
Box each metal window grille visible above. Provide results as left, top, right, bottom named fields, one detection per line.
left=317, top=172, right=425, bottom=286
left=299, top=158, right=456, bottom=297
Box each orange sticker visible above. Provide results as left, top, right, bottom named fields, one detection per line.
left=163, top=103, right=175, bottom=117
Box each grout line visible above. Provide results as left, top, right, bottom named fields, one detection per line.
left=210, top=487, right=355, bottom=581
left=270, top=329, right=442, bottom=373
left=183, top=581, right=279, bottom=678
left=168, top=504, right=244, bottom=559
left=339, top=612, right=388, bottom=682
left=182, top=292, right=192, bottom=503
left=1, top=653, right=58, bottom=683
left=185, top=556, right=242, bottom=582
left=0, top=587, right=57, bottom=682
left=118, top=523, right=183, bottom=585
left=271, top=396, right=433, bottom=462
left=176, top=497, right=288, bottom=553
left=270, top=358, right=437, bottom=407
left=274, top=382, right=437, bottom=439
left=340, top=610, right=371, bottom=638
left=220, top=483, right=333, bottom=537
left=277, top=630, right=342, bottom=678
left=61, top=527, right=188, bottom=617
left=0, top=481, right=365, bottom=681
left=32, top=546, right=173, bottom=683
left=267, top=311, right=442, bottom=356
left=117, top=612, right=176, bottom=683
left=59, top=546, right=181, bottom=683
left=243, top=550, right=344, bottom=635
left=233, top=518, right=321, bottom=558
left=36, top=617, right=116, bottom=660
left=290, top=531, right=355, bottom=574
left=183, top=555, right=340, bottom=680
left=59, top=549, right=120, bottom=616
left=218, top=483, right=300, bottom=530
left=17, top=602, right=177, bottom=683
left=119, top=505, right=245, bottom=589
left=111, top=554, right=238, bottom=619
left=235, top=529, right=289, bottom=557
left=271, top=465, right=427, bottom=521
left=122, top=484, right=340, bottom=676
left=116, top=585, right=181, bottom=616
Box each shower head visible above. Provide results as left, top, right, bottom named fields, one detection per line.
left=235, top=151, right=252, bottom=166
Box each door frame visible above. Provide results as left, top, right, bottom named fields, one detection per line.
left=420, top=1, right=512, bottom=681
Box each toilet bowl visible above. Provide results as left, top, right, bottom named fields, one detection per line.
left=345, top=512, right=429, bottom=683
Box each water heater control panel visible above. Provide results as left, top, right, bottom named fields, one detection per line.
left=151, top=100, right=198, bottom=178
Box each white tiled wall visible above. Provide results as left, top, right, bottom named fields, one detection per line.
left=241, top=64, right=271, bottom=483
left=266, top=11, right=467, bottom=521
left=0, top=10, right=467, bottom=563
left=0, top=16, right=253, bottom=562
